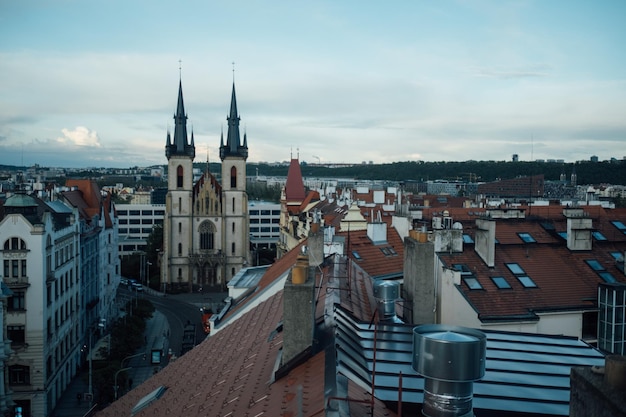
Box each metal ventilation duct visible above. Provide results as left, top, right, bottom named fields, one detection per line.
left=373, top=280, right=403, bottom=323
left=412, top=325, right=486, bottom=417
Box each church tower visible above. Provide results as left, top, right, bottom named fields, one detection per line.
left=163, top=79, right=195, bottom=290
left=219, top=82, right=250, bottom=281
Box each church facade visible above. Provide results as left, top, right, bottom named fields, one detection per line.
left=161, top=79, right=250, bottom=292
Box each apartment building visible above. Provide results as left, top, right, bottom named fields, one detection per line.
left=248, top=201, right=280, bottom=251
left=116, top=204, right=165, bottom=255
left=1, top=193, right=81, bottom=417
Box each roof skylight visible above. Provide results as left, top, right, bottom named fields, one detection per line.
left=491, top=276, right=512, bottom=289
left=599, top=272, right=617, bottom=283
left=585, top=259, right=604, bottom=271
left=518, top=232, right=536, bottom=243
left=463, top=234, right=474, bottom=244
left=611, top=221, right=626, bottom=233
left=592, top=231, right=607, bottom=241
left=463, top=277, right=483, bottom=290
left=517, top=275, right=538, bottom=288
left=506, top=263, right=526, bottom=275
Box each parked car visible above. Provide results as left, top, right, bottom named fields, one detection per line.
left=120, top=278, right=129, bottom=286
left=131, top=281, right=143, bottom=292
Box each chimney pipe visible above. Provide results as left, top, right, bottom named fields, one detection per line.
left=373, top=280, right=403, bottom=323
left=413, top=325, right=486, bottom=417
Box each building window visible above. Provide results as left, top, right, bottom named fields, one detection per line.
left=178, top=243, right=182, bottom=256
left=4, top=237, right=27, bottom=250
left=8, top=291, right=25, bottom=311
left=232, top=197, right=235, bottom=213
left=230, top=166, right=237, bottom=188
left=8, top=325, right=25, bottom=346
left=231, top=242, right=235, bottom=254
left=199, top=221, right=215, bottom=250
left=178, top=222, right=182, bottom=234
left=9, top=365, right=30, bottom=385
left=177, top=165, right=184, bottom=188
left=232, top=222, right=235, bottom=234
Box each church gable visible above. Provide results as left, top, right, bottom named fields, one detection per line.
left=193, top=172, right=222, bottom=216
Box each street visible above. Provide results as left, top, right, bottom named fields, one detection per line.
left=52, top=286, right=228, bottom=417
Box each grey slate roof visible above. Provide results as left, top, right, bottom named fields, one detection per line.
left=334, top=307, right=605, bottom=416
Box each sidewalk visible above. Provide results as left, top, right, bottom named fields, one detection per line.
left=53, top=310, right=170, bottom=417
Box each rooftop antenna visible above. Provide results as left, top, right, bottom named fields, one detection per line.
left=206, top=145, right=210, bottom=175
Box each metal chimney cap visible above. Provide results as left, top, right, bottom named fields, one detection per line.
left=412, top=325, right=486, bottom=382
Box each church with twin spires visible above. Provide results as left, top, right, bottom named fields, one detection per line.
left=161, top=77, right=250, bottom=291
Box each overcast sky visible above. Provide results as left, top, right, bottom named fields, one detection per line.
left=1, top=1, right=625, bottom=169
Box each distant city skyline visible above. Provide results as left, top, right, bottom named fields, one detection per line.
left=1, top=1, right=625, bottom=168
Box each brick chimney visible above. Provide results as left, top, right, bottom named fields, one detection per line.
left=474, top=217, right=496, bottom=267
left=403, top=236, right=436, bottom=324
left=564, top=208, right=592, bottom=251
left=282, top=248, right=316, bottom=365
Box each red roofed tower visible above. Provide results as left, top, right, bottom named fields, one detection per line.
left=278, top=156, right=307, bottom=258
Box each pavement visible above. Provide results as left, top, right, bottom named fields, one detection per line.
left=52, top=289, right=228, bottom=417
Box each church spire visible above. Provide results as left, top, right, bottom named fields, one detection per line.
left=219, top=82, right=248, bottom=161
left=165, top=78, right=195, bottom=160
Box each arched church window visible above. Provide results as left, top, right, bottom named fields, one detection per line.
left=230, top=166, right=237, bottom=188
left=177, top=165, right=184, bottom=188
left=199, top=221, right=216, bottom=250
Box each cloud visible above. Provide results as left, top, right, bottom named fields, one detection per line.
left=56, top=126, right=102, bottom=148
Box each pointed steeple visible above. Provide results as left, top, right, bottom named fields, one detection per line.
left=165, top=79, right=195, bottom=160
left=219, top=82, right=248, bottom=161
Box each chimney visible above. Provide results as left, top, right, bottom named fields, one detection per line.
left=474, top=217, right=495, bottom=267
left=413, top=325, right=486, bottom=417
left=282, top=247, right=315, bottom=365
left=307, top=212, right=324, bottom=268
left=367, top=212, right=387, bottom=244
left=403, top=236, right=435, bottom=324
left=564, top=209, right=592, bottom=251
left=373, top=280, right=403, bottom=323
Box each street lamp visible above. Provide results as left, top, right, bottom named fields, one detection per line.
left=146, top=261, right=152, bottom=286
left=114, top=367, right=132, bottom=400
left=114, top=352, right=145, bottom=400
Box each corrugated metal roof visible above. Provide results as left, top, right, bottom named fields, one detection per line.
left=334, top=307, right=605, bottom=416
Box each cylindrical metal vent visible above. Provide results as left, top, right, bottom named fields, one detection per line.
left=412, top=325, right=486, bottom=417
left=373, top=280, right=401, bottom=322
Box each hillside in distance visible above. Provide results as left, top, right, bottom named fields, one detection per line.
left=246, top=160, right=626, bottom=186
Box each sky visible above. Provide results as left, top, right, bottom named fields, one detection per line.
left=0, top=1, right=625, bottom=169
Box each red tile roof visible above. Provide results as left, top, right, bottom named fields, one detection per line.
left=340, top=225, right=405, bottom=280
left=438, top=206, right=626, bottom=320
left=96, top=292, right=328, bottom=417
left=95, top=248, right=395, bottom=417
left=65, top=179, right=102, bottom=219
